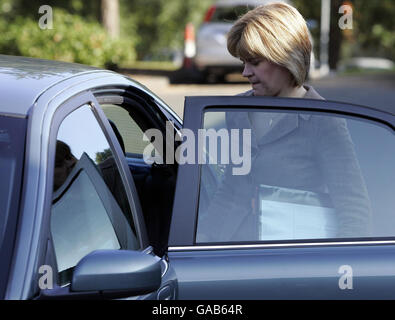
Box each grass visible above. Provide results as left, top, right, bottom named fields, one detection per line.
left=119, top=60, right=179, bottom=71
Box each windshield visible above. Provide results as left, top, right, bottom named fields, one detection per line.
left=0, top=115, right=26, bottom=298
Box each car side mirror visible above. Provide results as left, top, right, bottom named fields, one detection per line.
left=38, top=249, right=161, bottom=299
left=71, top=249, right=161, bottom=295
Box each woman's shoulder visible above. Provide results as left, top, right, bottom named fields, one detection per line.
left=236, top=89, right=254, bottom=96
left=303, top=85, right=325, bottom=100
left=236, top=86, right=323, bottom=99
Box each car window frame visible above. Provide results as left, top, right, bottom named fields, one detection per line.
left=169, top=96, right=395, bottom=249
left=93, top=87, right=181, bottom=160
left=44, top=91, right=149, bottom=282
left=0, top=114, right=27, bottom=300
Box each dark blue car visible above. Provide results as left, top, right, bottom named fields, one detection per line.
left=1, top=55, right=394, bottom=299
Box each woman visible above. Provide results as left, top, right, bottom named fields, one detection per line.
left=197, top=2, right=371, bottom=242
left=228, top=2, right=317, bottom=99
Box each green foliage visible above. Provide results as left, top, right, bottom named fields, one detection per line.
left=0, top=0, right=100, bottom=21
left=0, top=0, right=214, bottom=64
left=0, top=8, right=136, bottom=68
left=350, top=0, right=395, bottom=59
left=121, top=0, right=212, bottom=60
left=293, top=0, right=395, bottom=61
left=95, top=148, right=113, bottom=164
left=1, top=0, right=390, bottom=66
left=292, top=0, right=322, bottom=55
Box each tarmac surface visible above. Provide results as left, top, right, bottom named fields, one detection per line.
left=123, top=71, right=395, bottom=119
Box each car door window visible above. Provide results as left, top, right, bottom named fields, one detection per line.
left=196, top=110, right=395, bottom=243
left=101, top=104, right=151, bottom=156
left=50, top=104, right=138, bottom=284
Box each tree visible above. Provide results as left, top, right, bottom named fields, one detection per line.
left=292, top=0, right=343, bottom=69
left=293, top=0, right=395, bottom=67
left=0, top=1, right=135, bottom=68
left=350, top=0, right=395, bottom=59
left=329, top=0, right=344, bottom=69
left=95, top=148, right=112, bottom=163
left=3, top=0, right=100, bottom=20
left=101, top=0, right=120, bottom=38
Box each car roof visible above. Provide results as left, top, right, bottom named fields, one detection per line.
left=0, top=55, right=109, bottom=117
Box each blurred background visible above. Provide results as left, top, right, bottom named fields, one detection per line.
left=0, top=0, right=213, bottom=70
left=0, top=0, right=393, bottom=71
left=0, top=0, right=393, bottom=115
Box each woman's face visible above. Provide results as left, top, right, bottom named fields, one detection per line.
left=241, top=58, right=293, bottom=97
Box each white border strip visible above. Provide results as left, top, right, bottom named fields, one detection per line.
left=168, top=240, right=395, bottom=252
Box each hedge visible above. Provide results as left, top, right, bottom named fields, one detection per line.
left=0, top=8, right=136, bottom=68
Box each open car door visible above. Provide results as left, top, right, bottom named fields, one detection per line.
left=168, top=96, right=395, bottom=299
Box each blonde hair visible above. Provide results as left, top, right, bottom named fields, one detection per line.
left=227, top=2, right=312, bottom=86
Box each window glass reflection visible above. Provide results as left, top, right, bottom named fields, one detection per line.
left=197, top=110, right=394, bottom=243
left=51, top=105, right=138, bottom=281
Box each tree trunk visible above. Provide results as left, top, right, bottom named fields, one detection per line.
left=329, top=0, right=344, bottom=70
left=101, top=0, right=120, bottom=39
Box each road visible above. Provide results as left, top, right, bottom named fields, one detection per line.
left=126, top=72, right=395, bottom=119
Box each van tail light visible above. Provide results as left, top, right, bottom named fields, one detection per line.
left=204, top=6, right=216, bottom=22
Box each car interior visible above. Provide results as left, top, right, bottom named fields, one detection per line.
left=95, top=87, right=179, bottom=257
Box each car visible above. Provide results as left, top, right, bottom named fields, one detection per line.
left=1, top=55, right=395, bottom=300
left=193, top=0, right=318, bottom=82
